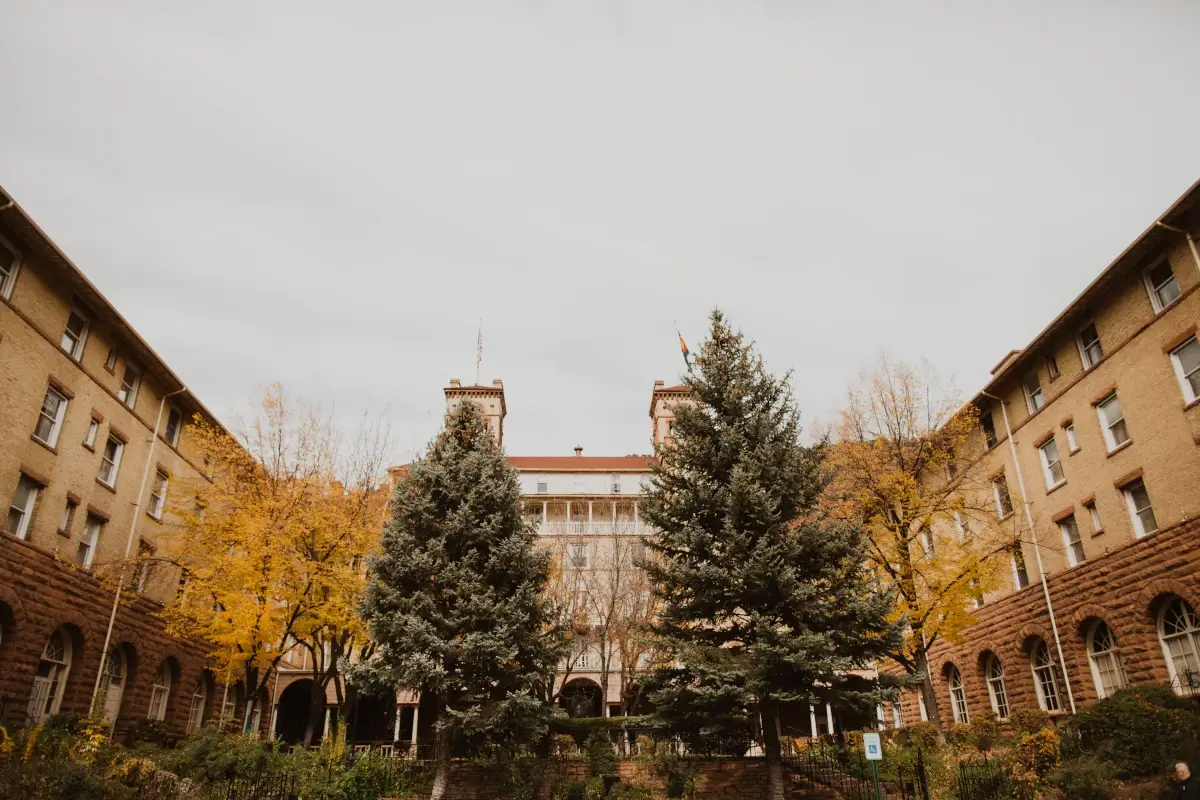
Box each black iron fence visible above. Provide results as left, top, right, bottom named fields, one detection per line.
left=784, top=741, right=929, bottom=800
left=955, top=755, right=1011, bottom=800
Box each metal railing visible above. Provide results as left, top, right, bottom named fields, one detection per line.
left=955, top=756, right=1011, bottom=800
left=784, top=742, right=928, bottom=800
left=537, top=521, right=650, bottom=536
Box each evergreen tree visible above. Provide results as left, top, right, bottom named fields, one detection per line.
left=352, top=401, right=563, bottom=800
left=641, top=310, right=902, bottom=800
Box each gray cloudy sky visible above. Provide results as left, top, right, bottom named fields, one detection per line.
left=3, top=1, right=1200, bottom=461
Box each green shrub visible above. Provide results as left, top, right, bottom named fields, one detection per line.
left=903, top=721, right=940, bottom=750
left=665, top=770, right=688, bottom=798
left=585, top=729, right=618, bottom=777
left=1064, top=686, right=1200, bottom=779
left=607, top=783, right=652, bottom=800
left=967, top=713, right=1001, bottom=752
left=564, top=779, right=588, bottom=800
left=1049, top=756, right=1118, bottom=800
left=1008, top=708, right=1050, bottom=737
left=945, top=723, right=973, bottom=748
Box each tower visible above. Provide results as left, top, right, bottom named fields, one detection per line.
left=445, top=378, right=507, bottom=447
left=649, top=380, right=691, bottom=447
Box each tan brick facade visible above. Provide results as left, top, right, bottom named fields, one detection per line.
left=0, top=188, right=256, bottom=737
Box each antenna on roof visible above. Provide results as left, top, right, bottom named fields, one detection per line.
left=475, top=319, right=483, bottom=386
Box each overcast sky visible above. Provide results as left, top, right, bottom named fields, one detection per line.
left=3, top=2, right=1200, bottom=462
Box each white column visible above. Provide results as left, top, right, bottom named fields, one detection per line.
left=588, top=501, right=593, bottom=524
left=567, top=501, right=572, bottom=522
left=323, top=707, right=332, bottom=738
left=542, top=501, right=547, bottom=527
left=633, top=503, right=638, bottom=528
left=393, top=703, right=403, bottom=741
left=410, top=705, right=420, bottom=757
left=876, top=704, right=885, bottom=729
left=825, top=702, right=834, bottom=735
left=809, top=704, right=818, bottom=739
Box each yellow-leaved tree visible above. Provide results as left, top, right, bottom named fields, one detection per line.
left=827, top=357, right=1017, bottom=729
left=161, top=384, right=389, bottom=737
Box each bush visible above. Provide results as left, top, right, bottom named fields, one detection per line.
left=563, top=780, right=588, bottom=800
left=1049, top=756, right=1118, bottom=800
left=1008, top=708, right=1050, bottom=737
left=945, top=723, right=973, bottom=748
left=967, top=713, right=1001, bottom=752
left=551, top=734, right=579, bottom=758
left=1064, top=686, right=1200, bottom=779
left=585, top=729, right=617, bottom=777
left=607, top=783, right=652, bottom=800
left=903, top=721, right=940, bottom=750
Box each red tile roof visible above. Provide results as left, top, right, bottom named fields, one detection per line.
left=507, top=456, right=654, bottom=472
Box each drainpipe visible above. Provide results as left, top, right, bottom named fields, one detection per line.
left=1156, top=221, right=1200, bottom=274
left=981, top=391, right=1078, bottom=715
left=91, top=385, right=189, bottom=715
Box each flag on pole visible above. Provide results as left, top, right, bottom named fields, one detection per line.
left=475, top=321, right=483, bottom=385
left=678, top=331, right=692, bottom=373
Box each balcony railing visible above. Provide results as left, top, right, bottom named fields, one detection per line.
left=535, top=521, right=651, bottom=536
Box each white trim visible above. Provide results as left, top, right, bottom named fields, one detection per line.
left=148, top=662, right=171, bottom=721
left=60, top=309, right=90, bottom=362
left=28, top=629, right=72, bottom=723
left=1023, top=373, right=1045, bottom=414
left=0, top=234, right=20, bottom=300
left=1123, top=478, right=1158, bottom=538
left=984, top=655, right=1009, bottom=719
left=7, top=477, right=39, bottom=540
left=1037, top=437, right=1065, bottom=490
left=1170, top=336, right=1200, bottom=404
left=77, top=516, right=103, bottom=567
left=1143, top=258, right=1181, bottom=314
left=992, top=474, right=1014, bottom=518
left=1096, top=393, right=1130, bottom=452
left=118, top=364, right=141, bottom=409
left=947, top=666, right=969, bottom=723
left=99, top=435, right=124, bottom=487
left=1064, top=423, right=1079, bottom=453
left=149, top=471, right=169, bottom=520
left=1030, top=641, right=1062, bottom=712
left=1011, top=547, right=1030, bottom=589
left=33, top=386, right=69, bottom=448
left=187, top=678, right=207, bottom=734
left=1077, top=321, right=1103, bottom=370
left=1086, top=502, right=1102, bottom=533
left=1059, top=515, right=1085, bottom=567
left=1086, top=620, right=1126, bottom=699
left=1159, top=597, right=1200, bottom=696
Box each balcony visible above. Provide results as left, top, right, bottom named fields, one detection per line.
left=535, top=521, right=651, bottom=536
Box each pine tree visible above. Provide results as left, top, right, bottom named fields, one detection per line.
left=641, top=310, right=902, bottom=800
left=352, top=401, right=563, bottom=800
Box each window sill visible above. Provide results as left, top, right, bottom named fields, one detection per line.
left=997, top=511, right=1015, bottom=522
left=56, top=527, right=71, bottom=538
left=1068, top=447, right=1081, bottom=456
left=82, top=442, right=95, bottom=453
left=1091, top=528, right=1105, bottom=538
left=1105, top=440, right=1133, bottom=459
left=30, top=434, right=58, bottom=455
left=1185, top=397, right=1200, bottom=412
left=1045, top=480, right=1067, bottom=496
left=146, top=511, right=163, bottom=524
left=95, top=477, right=117, bottom=494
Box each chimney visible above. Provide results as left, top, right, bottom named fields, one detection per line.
left=449, top=379, right=461, bottom=388
left=574, top=446, right=583, bottom=457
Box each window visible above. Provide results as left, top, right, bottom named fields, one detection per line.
left=1123, top=478, right=1158, bottom=537
left=1046, top=355, right=1060, bottom=380
left=985, top=656, right=1010, bottom=719
left=58, top=497, right=77, bottom=535
left=917, top=690, right=928, bottom=722
left=610, top=473, right=621, bottom=494
left=1023, top=373, right=1045, bottom=413
left=891, top=701, right=903, bottom=729
left=0, top=238, right=18, bottom=299
left=84, top=417, right=100, bottom=448
left=570, top=543, right=588, bottom=569
left=27, top=629, right=72, bottom=723
left=1078, top=322, right=1103, bottom=370
left=104, top=347, right=118, bottom=373
left=1087, top=621, right=1126, bottom=699
left=1060, top=514, right=1085, bottom=566
left=1065, top=423, right=1079, bottom=453
left=164, top=408, right=183, bottom=447
left=536, top=475, right=548, bottom=494
left=149, top=470, right=168, bottom=520
left=944, top=460, right=958, bottom=483
left=1096, top=393, right=1130, bottom=451
left=135, top=540, right=154, bottom=592
left=953, top=510, right=968, bottom=542
left=60, top=310, right=89, bottom=361
left=99, top=435, right=124, bottom=486
left=1011, top=545, right=1031, bottom=589
left=1086, top=502, right=1102, bottom=534
left=148, top=662, right=171, bottom=721
left=187, top=678, right=207, bottom=734
left=33, top=387, right=68, bottom=447
left=1031, top=640, right=1063, bottom=712
left=1038, top=438, right=1065, bottom=489
left=1145, top=259, right=1181, bottom=312
left=6, top=477, right=39, bottom=539
left=947, top=666, right=968, bottom=723
left=1171, top=337, right=1200, bottom=404
left=1160, top=597, right=1200, bottom=696
left=98, top=648, right=126, bottom=728
left=576, top=649, right=591, bottom=669
left=993, top=474, right=1014, bottom=518
left=981, top=413, right=998, bottom=448
left=220, top=686, right=238, bottom=728
left=77, top=516, right=103, bottom=567
left=118, top=364, right=140, bottom=409
left=920, top=531, right=935, bottom=559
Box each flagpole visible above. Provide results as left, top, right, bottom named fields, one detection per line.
left=475, top=319, right=483, bottom=386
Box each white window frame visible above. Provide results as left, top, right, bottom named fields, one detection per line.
left=1077, top=322, right=1103, bottom=370
left=118, top=364, right=141, bottom=409
left=920, top=530, right=935, bottom=559
left=1087, top=621, right=1126, bottom=699
left=1030, top=641, right=1063, bottom=712
left=99, top=435, right=124, bottom=487
left=1096, top=393, right=1130, bottom=452
left=187, top=678, right=207, bottom=734
left=1023, top=373, right=1045, bottom=414
left=917, top=689, right=928, bottom=722
left=1059, top=514, right=1085, bottom=567
left=104, top=347, right=118, bottom=373
left=1144, top=258, right=1181, bottom=313
left=148, top=662, right=171, bottom=721
left=0, top=235, right=19, bottom=300
left=58, top=499, right=77, bottom=535
left=1064, top=423, right=1079, bottom=453
left=28, top=629, right=72, bottom=723
left=60, top=309, right=89, bottom=361
left=7, top=477, right=40, bottom=540
left=1159, top=597, right=1200, bottom=696
left=536, top=475, right=548, bottom=494
left=164, top=407, right=183, bottom=447
left=84, top=417, right=100, bottom=448
left=1038, top=438, right=1065, bottom=490
left=1123, top=478, right=1158, bottom=538
left=610, top=473, right=621, bottom=494
left=985, top=656, right=1010, bottom=719
left=1011, top=546, right=1030, bottom=590
left=1046, top=355, right=1060, bottom=380
left=992, top=475, right=1014, bottom=519
left=33, top=386, right=69, bottom=447
left=947, top=666, right=969, bottom=723
left=1086, top=502, right=1102, bottom=534
left=77, top=516, right=103, bottom=568
left=149, top=470, right=169, bottom=520
left=953, top=510, right=968, bottom=542
left=1170, top=336, right=1200, bottom=404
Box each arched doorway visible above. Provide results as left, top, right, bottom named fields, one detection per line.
left=274, top=679, right=317, bottom=746
left=559, top=678, right=603, bottom=718
left=99, top=646, right=133, bottom=732
left=346, top=687, right=397, bottom=745
left=28, top=627, right=73, bottom=723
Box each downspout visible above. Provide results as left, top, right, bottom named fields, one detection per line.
left=981, top=391, right=1078, bottom=715
left=91, top=385, right=189, bottom=716
left=1156, top=221, right=1200, bottom=273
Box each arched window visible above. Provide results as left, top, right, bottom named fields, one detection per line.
left=186, top=677, right=207, bottom=734
left=947, top=666, right=969, bottom=723
left=147, top=662, right=171, bottom=721
left=1087, top=621, right=1126, bottom=699
left=1159, top=597, right=1200, bottom=695
left=1030, top=640, right=1062, bottom=712
left=28, top=629, right=72, bottom=722
left=984, top=655, right=1009, bottom=719
left=99, top=648, right=127, bottom=729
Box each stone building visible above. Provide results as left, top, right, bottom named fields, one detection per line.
left=892, top=177, right=1200, bottom=730
left=0, top=186, right=249, bottom=739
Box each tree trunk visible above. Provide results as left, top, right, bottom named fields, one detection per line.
left=760, top=698, right=786, bottom=800
left=429, top=722, right=454, bottom=800
left=914, top=647, right=946, bottom=737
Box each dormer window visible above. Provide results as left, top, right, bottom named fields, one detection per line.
left=610, top=474, right=621, bottom=494
left=536, top=475, right=548, bottom=494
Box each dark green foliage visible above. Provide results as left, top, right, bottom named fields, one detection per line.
left=902, top=721, right=940, bottom=750
left=154, top=726, right=283, bottom=780
left=640, top=311, right=902, bottom=774
left=967, top=713, right=1001, bottom=752
left=1049, top=756, right=1118, bottom=800
left=585, top=729, right=618, bottom=777
left=607, top=783, right=653, bottom=800
left=664, top=770, right=688, bottom=798
left=1064, top=686, right=1200, bottom=779
left=1007, top=708, right=1051, bottom=736
left=352, top=400, right=565, bottom=751
left=564, top=779, right=588, bottom=800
